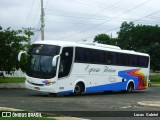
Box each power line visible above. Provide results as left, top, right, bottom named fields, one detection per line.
left=79, top=9, right=160, bottom=41
left=45, top=19, right=160, bottom=25
left=135, top=10, right=160, bottom=22
left=46, top=0, right=160, bottom=22
left=34, top=31, right=41, bottom=42
left=47, top=13, right=109, bottom=20
left=32, top=20, right=41, bottom=42
left=46, top=12, right=160, bottom=22
left=72, top=0, right=124, bottom=13
left=56, top=0, right=152, bottom=40
left=23, top=0, right=35, bottom=27
left=31, top=1, right=41, bottom=27
left=52, top=0, right=123, bottom=37
left=45, top=0, right=50, bottom=9
left=46, top=7, right=160, bottom=22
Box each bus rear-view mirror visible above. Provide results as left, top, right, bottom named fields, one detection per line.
left=52, top=55, right=60, bottom=66
left=18, top=51, right=27, bottom=61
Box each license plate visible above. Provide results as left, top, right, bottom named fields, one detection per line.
left=34, top=87, right=40, bottom=90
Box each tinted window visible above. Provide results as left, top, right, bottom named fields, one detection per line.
left=88, top=49, right=101, bottom=63
left=139, top=56, right=149, bottom=67
left=131, top=55, right=138, bottom=67
left=29, top=44, right=60, bottom=56
left=27, top=55, right=57, bottom=79
left=75, top=47, right=149, bottom=68
left=105, top=52, right=111, bottom=64
left=124, top=54, right=130, bottom=66
left=75, top=47, right=89, bottom=63
left=75, top=47, right=105, bottom=64
left=99, top=51, right=105, bottom=64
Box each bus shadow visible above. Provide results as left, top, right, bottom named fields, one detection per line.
left=28, top=89, right=150, bottom=98
left=56, top=90, right=149, bottom=97
left=66, top=90, right=149, bottom=97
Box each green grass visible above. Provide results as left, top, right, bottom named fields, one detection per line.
left=149, top=75, right=160, bottom=84
left=0, top=77, right=25, bottom=83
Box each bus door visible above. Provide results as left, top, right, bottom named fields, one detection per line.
left=58, top=47, right=73, bottom=78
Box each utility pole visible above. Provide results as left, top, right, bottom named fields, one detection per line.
left=110, top=33, right=112, bottom=39
left=41, top=0, right=45, bottom=40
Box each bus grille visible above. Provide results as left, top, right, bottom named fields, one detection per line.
left=27, top=80, right=44, bottom=86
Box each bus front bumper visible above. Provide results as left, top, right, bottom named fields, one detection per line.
left=25, top=80, right=57, bottom=93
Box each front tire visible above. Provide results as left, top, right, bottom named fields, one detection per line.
left=74, top=83, right=84, bottom=95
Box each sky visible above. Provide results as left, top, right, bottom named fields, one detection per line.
left=1, top=0, right=160, bottom=43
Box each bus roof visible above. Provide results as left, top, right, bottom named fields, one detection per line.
left=33, top=40, right=149, bottom=57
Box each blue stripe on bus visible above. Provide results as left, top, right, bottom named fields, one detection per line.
left=86, top=69, right=145, bottom=92
left=86, top=82, right=127, bottom=92
left=118, top=69, right=143, bottom=89
left=57, top=90, right=73, bottom=94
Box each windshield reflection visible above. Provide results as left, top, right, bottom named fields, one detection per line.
left=26, top=44, right=60, bottom=79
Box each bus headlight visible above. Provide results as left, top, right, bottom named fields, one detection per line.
left=45, top=82, right=54, bottom=86
left=45, top=81, right=56, bottom=86
left=42, top=80, right=56, bottom=86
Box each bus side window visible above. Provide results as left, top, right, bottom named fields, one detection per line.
left=139, top=56, right=149, bottom=68
left=105, top=52, right=112, bottom=65
left=75, top=47, right=89, bottom=63
left=131, top=55, right=138, bottom=67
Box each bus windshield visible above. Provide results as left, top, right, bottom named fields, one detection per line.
left=26, top=44, right=60, bottom=79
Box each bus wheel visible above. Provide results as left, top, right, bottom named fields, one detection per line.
left=74, top=83, right=84, bottom=95
left=127, top=82, right=134, bottom=93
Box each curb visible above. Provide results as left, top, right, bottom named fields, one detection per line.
left=0, top=107, right=23, bottom=111
left=138, top=101, right=160, bottom=108
left=0, top=83, right=25, bottom=88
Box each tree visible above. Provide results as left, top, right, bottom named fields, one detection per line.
left=94, top=33, right=111, bottom=44
left=93, top=21, right=160, bottom=70
left=117, top=21, right=134, bottom=49
left=94, top=33, right=119, bottom=46
left=117, top=22, right=160, bottom=71
left=24, top=29, right=34, bottom=45
left=0, top=27, right=34, bottom=73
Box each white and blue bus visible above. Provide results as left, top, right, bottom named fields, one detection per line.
left=18, top=40, right=150, bottom=95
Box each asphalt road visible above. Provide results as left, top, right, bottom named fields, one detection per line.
left=0, top=87, right=160, bottom=119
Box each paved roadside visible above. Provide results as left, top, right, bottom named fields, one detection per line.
left=0, top=107, right=23, bottom=111
left=1, top=82, right=160, bottom=110
left=0, top=83, right=25, bottom=88
left=138, top=101, right=160, bottom=108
